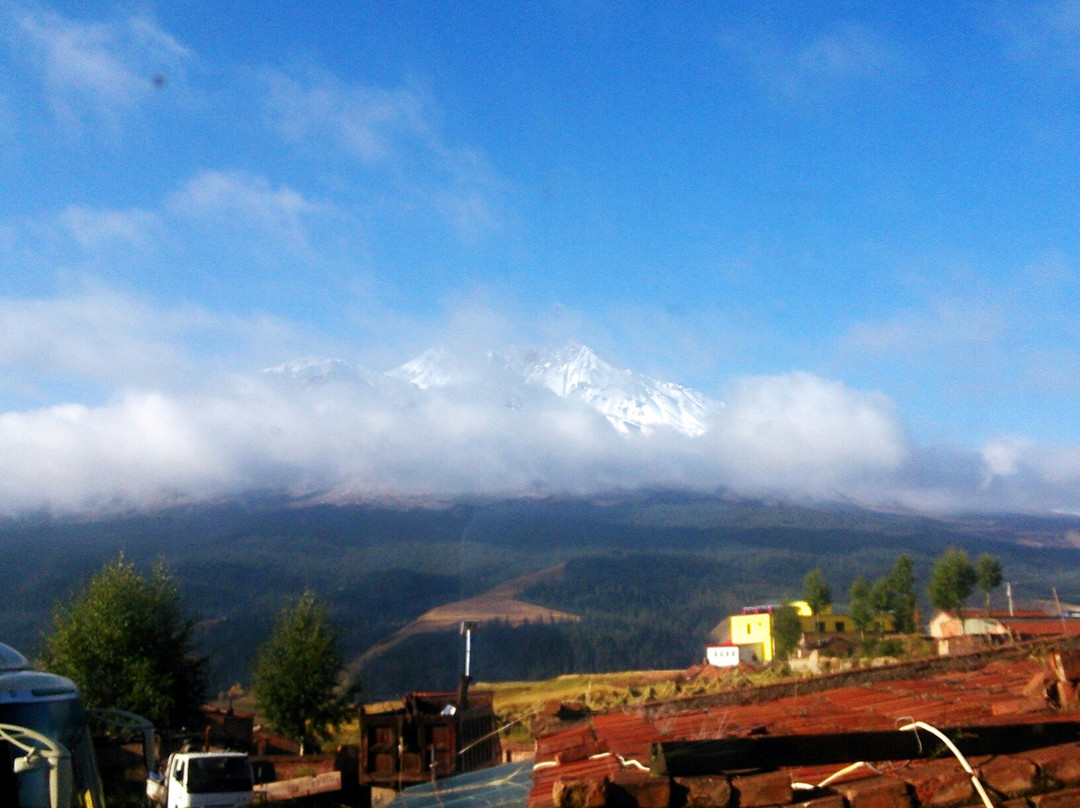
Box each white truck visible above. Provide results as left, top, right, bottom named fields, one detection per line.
left=146, top=751, right=254, bottom=808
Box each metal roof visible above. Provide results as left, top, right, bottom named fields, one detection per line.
left=528, top=639, right=1080, bottom=808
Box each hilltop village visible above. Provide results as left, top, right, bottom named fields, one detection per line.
left=13, top=543, right=1080, bottom=808
left=186, top=598, right=1080, bottom=808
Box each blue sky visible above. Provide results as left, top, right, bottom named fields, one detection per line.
left=3, top=1, right=1080, bottom=515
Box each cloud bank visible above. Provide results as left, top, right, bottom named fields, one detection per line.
left=2, top=292, right=1079, bottom=518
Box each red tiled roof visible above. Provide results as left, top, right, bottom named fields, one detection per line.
left=528, top=640, right=1080, bottom=808
left=999, top=619, right=1080, bottom=636
left=937, top=610, right=1051, bottom=620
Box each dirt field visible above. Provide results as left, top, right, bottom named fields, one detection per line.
left=350, top=564, right=579, bottom=669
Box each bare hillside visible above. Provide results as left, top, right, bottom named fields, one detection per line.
left=350, top=564, right=579, bottom=670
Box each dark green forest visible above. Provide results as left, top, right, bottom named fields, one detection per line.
left=5, top=491, right=1080, bottom=699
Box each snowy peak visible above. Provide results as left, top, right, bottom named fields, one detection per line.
left=386, top=347, right=483, bottom=389
left=508, top=343, right=719, bottom=436
left=272, top=344, right=720, bottom=437
left=391, top=342, right=721, bottom=437
left=514, top=342, right=627, bottom=398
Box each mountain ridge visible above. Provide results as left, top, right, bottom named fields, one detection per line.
left=5, top=490, right=1080, bottom=696
left=268, top=342, right=722, bottom=437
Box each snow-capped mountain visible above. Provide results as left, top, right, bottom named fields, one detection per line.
left=386, top=347, right=485, bottom=389
left=264, top=344, right=721, bottom=437
left=502, top=343, right=719, bottom=436
left=391, top=342, right=721, bottom=436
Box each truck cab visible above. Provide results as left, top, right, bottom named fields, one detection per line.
left=147, top=751, right=254, bottom=808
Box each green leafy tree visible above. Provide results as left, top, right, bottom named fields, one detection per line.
left=802, top=569, right=832, bottom=617
left=927, top=548, right=977, bottom=622
left=849, top=576, right=875, bottom=635
left=253, top=591, right=359, bottom=754
left=869, top=577, right=891, bottom=616
left=867, top=556, right=919, bottom=634
left=884, top=554, right=919, bottom=633
left=976, top=554, right=1004, bottom=616
left=42, top=555, right=206, bottom=728
left=771, top=605, right=803, bottom=661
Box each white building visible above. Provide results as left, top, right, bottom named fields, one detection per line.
left=705, top=642, right=760, bottom=668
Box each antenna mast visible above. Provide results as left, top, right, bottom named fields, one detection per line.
left=459, top=621, right=477, bottom=709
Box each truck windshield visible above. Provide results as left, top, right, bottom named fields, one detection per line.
left=186, top=757, right=253, bottom=794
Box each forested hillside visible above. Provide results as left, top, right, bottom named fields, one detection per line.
left=5, top=491, right=1080, bottom=698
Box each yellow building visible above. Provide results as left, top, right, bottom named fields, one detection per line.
left=715, top=601, right=894, bottom=665
left=794, top=600, right=894, bottom=634
left=728, top=608, right=776, bottom=662
left=727, top=602, right=814, bottom=663
left=795, top=601, right=850, bottom=634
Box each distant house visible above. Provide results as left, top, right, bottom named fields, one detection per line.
left=708, top=600, right=885, bottom=666
left=802, top=603, right=848, bottom=634
left=727, top=603, right=786, bottom=663
left=929, top=609, right=1080, bottom=655
left=704, top=641, right=760, bottom=668
left=929, top=609, right=1049, bottom=639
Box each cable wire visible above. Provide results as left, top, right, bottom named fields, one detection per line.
left=898, top=720, right=995, bottom=808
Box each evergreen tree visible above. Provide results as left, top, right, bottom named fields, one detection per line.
left=771, top=605, right=803, bottom=660
left=848, top=576, right=875, bottom=635
left=976, top=554, right=1004, bottom=616
left=884, top=554, right=919, bottom=633
left=42, top=554, right=206, bottom=728
left=802, top=569, right=832, bottom=616
left=253, top=591, right=359, bottom=753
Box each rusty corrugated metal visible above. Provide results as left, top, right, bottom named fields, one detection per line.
left=528, top=645, right=1080, bottom=808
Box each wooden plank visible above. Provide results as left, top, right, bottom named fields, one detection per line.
left=255, top=771, right=342, bottom=802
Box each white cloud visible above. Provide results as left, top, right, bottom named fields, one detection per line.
left=796, top=23, right=897, bottom=84
left=2, top=285, right=1079, bottom=518
left=9, top=4, right=191, bottom=124
left=0, top=287, right=191, bottom=387
left=60, top=205, right=161, bottom=251
left=167, top=170, right=323, bottom=255
left=982, top=441, right=1080, bottom=487
left=992, top=0, right=1080, bottom=68
left=0, top=393, right=235, bottom=513
left=841, top=300, right=1006, bottom=360
left=0, top=366, right=618, bottom=513
left=5, top=321, right=1080, bottom=516
left=259, top=67, right=504, bottom=239
left=709, top=372, right=908, bottom=496
left=0, top=311, right=915, bottom=515
left=958, top=439, right=1080, bottom=513
left=720, top=20, right=900, bottom=107
left=0, top=285, right=311, bottom=398
left=982, top=436, right=1031, bottom=480
left=0, top=166, right=343, bottom=300
left=261, top=68, right=427, bottom=162
left=833, top=254, right=1080, bottom=427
